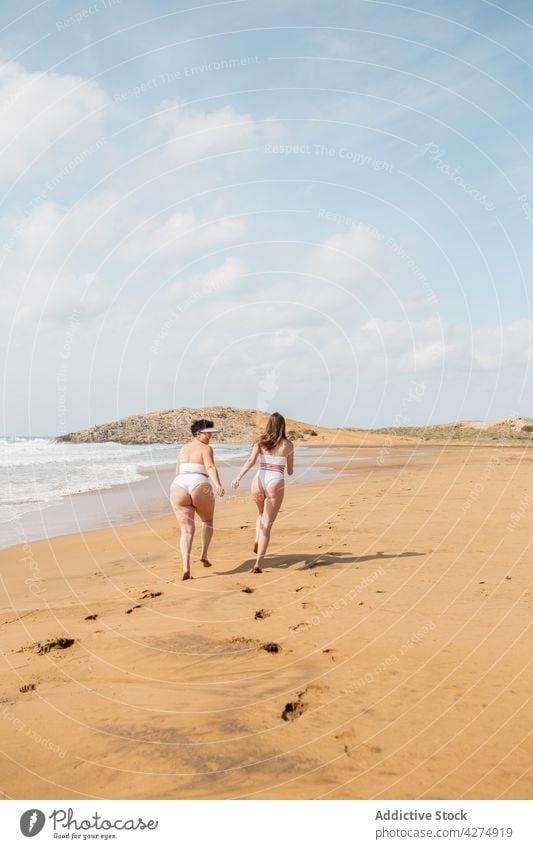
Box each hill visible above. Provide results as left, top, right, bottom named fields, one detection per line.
left=366, top=416, right=533, bottom=443
left=54, top=406, right=342, bottom=445
left=53, top=409, right=533, bottom=446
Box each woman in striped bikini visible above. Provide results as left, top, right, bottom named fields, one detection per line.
left=231, top=412, right=294, bottom=573
left=170, top=419, right=224, bottom=580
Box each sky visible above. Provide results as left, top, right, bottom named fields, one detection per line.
left=1, top=0, right=533, bottom=436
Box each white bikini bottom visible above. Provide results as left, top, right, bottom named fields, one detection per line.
left=256, top=467, right=284, bottom=492
left=171, top=463, right=212, bottom=495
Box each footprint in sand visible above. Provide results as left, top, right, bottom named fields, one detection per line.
left=282, top=695, right=306, bottom=721
left=281, top=684, right=321, bottom=721
left=139, top=590, right=163, bottom=600
left=322, top=648, right=338, bottom=661
left=289, top=622, right=309, bottom=632
left=19, top=683, right=36, bottom=693
left=254, top=609, right=272, bottom=620
left=125, top=605, right=142, bottom=614
left=222, top=636, right=283, bottom=655
left=34, top=638, right=75, bottom=655
left=334, top=728, right=383, bottom=759
left=84, top=614, right=98, bottom=621
left=261, top=642, right=281, bottom=653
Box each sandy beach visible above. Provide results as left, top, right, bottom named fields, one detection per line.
left=0, top=440, right=531, bottom=800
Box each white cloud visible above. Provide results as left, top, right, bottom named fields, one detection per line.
left=9, top=192, right=133, bottom=265
left=155, top=99, right=283, bottom=159
left=165, top=256, right=246, bottom=301
left=0, top=60, right=107, bottom=178
left=310, top=224, right=380, bottom=281
left=2, top=192, right=134, bottom=332
left=471, top=321, right=533, bottom=371
left=358, top=317, right=533, bottom=373
left=119, top=210, right=247, bottom=261
left=11, top=202, right=64, bottom=258
left=399, top=340, right=449, bottom=371
left=3, top=196, right=247, bottom=332
left=3, top=266, right=107, bottom=329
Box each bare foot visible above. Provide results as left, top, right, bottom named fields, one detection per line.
left=250, top=566, right=262, bottom=574
left=253, top=542, right=258, bottom=554
left=200, top=558, right=212, bottom=568
left=182, top=571, right=192, bottom=581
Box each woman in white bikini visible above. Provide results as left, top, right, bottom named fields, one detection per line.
left=169, top=419, right=224, bottom=580
left=231, top=412, right=294, bottom=573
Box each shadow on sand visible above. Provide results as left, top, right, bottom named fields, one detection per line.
left=220, top=550, right=426, bottom=576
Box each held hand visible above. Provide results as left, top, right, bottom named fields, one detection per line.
left=231, top=478, right=240, bottom=489
left=216, top=485, right=225, bottom=497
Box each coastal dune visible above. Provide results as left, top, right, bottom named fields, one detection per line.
left=53, top=406, right=336, bottom=445
left=53, top=406, right=533, bottom=446
left=1, top=438, right=532, bottom=800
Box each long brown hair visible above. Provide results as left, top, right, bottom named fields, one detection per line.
left=255, top=412, right=287, bottom=452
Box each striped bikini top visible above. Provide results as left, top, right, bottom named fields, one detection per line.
left=259, top=453, right=286, bottom=472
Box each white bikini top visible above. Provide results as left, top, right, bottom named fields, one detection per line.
left=179, top=462, right=207, bottom=475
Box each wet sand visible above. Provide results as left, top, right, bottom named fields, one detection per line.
left=0, top=442, right=531, bottom=800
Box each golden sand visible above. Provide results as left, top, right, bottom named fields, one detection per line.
left=1, top=442, right=531, bottom=799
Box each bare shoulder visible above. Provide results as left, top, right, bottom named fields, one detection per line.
left=282, top=438, right=294, bottom=455
left=202, top=442, right=215, bottom=463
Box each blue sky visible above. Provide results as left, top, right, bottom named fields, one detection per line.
left=2, top=0, right=533, bottom=435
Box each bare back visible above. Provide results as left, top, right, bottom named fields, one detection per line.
left=258, top=437, right=293, bottom=458
left=178, top=439, right=210, bottom=466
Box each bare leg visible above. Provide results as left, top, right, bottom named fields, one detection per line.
left=192, top=482, right=215, bottom=567
left=170, top=484, right=195, bottom=579
left=200, top=520, right=213, bottom=565
left=251, top=477, right=266, bottom=571
left=255, top=482, right=284, bottom=570
left=251, top=479, right=285, bottom=572
left=254, top=514, right=262, bottom=553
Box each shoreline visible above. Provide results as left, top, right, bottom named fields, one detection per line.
left=1, top=444, right=399, bottom=553
left=4, top=432, right=525, bottom=551
left=0, top=442, right=531, bottom=799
